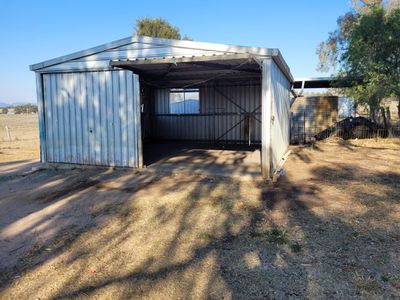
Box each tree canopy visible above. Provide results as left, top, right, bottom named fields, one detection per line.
left=134, top=17, right=191, bottom=40
left=317, top=0, right=400, bottom=121
left=14, top=104, right=38, bottom=114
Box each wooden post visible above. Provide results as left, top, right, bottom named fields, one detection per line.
left=303, top=110, right=306, bottom=144
left=290, top=112, right=293, bottom=144
left=5, top=126, right=11, bottom=141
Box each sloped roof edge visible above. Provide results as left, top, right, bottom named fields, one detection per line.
left=30, top=35, right=293, bottom=81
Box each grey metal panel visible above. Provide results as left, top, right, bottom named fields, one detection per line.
left=127, top=72, right=135, bottom=167
left=150, top=83, right=261, bottom=143
left=73, top=73, right=83, bottom=163
left=87, top=72, right=95, bottom=164
left=99, top=72, right=108, bottom=163
left=270, top=59, right=291, bottom=172
left=110, top=43, right=164, bottom=51
left=112, top=71, right=121, bottom=165
left=56, top=74, right=65, bottom=162
left=135, top=74, right=143, bottom=167
left=119, top=71, right=128, bottom=166
left=42, top=70, right=141, bottom=167
left=31, top=36, right=293, bottom=82
left=36, top=73, right=46, bottom=162
left=43, top=75, right=53, bottom=161
left=81, top=73, right=89, bottom=163
left=38, top=61, right=112, bottom=73
left=62, top=74, right=71, bottom=162
left=50, top=74, right=59, bottom=162
left=31, top=36, right=283, bottom=71
left=67, top=74, right=77, bottom=162
left=261, top=58, right=273, bottom=178
left=105, top=71, right=115, bottom=165
left=73, top=48, right=226, bottom=62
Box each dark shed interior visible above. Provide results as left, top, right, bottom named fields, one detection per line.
left=112, top=54, right=263, bottom=174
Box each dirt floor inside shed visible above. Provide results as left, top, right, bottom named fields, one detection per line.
left=0, top=138, right=400, bottom=299
left=143, top=142, right=262, bottom=179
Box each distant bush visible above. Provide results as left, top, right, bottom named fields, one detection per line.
left=0, top=107, right=8, bottom=114
left=14, top=104, right=38, bottom=114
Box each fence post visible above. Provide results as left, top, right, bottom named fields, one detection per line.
left=303, top=111, right=306, bottom=144
left=290, top=112, right=294, bottom=144
left=5, top=126, right=11, bottom=141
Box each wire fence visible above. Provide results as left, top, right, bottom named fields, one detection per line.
left=291, top=115, right=400, bottom=144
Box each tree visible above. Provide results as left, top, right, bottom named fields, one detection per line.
left=317, top=0, right=400, bottom=122
left=14, top=104, right=38, bottom=114
left=134, top=17, right=192, bottom=40
left=1, top=107, right=8, bottom=114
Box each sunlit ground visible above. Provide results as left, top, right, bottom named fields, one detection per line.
left=0, top=138, right=399, bottom=298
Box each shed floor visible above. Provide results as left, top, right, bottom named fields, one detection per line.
left=143, top=142, right=262, bottom=179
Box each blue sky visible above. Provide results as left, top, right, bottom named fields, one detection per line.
left=0, top=0, right=351, bottom=103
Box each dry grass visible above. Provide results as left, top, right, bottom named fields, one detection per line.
left=0, top=114, right=39, bottom=163
left=0, top=120, right=399, bottom=298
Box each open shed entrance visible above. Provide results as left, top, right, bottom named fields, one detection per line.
left=111, top=54, right=263, bottom=177
left=143, top=142, right=261, bottom=178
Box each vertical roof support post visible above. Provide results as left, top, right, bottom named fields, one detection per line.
left=35, top=73, right=47, bottom=163
left=261, top=58, right=273, bottom=179
left=133, top=73, right=143, bottom=168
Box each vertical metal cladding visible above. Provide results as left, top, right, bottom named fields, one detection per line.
left=150, top=83, right=262, bottom=143
left=42, top=70, right=141, bottom=167
left=270, top=60, right=291, bottom=171
left=35, top=74, right=46, bottom=162
left=290, top=96, right=339, bottom=143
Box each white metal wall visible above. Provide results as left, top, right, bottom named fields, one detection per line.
left=261, top=58, right=291, bottom=178
left=270, top=60, right=291, bottom=171
left=42, top=70, right=142, bottom=167
left=149, top=84, right=261, bottom=143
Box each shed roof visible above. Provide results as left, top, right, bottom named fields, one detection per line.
left=111, top=53, right=262, bottom=88
left=293, top=77, right=355, bottom=89
left=30, top=35, right=293, bottom=82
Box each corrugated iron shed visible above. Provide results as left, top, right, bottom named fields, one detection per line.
left=31, top=35, right=293, bottom=179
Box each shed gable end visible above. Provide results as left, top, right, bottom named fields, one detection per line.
left=33, top=40, right=239, bottom=73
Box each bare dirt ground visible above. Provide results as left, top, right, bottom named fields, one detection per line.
left=0, top=128, right=399, bottom=298
left=0, top=114, right=39, bottom=163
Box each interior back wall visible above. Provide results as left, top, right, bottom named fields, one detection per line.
left=146, top=82, right=262, bottom=144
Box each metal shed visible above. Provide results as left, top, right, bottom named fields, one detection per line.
left=30, top=36, right=293, bottom=179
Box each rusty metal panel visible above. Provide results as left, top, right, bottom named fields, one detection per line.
left=41, top=70, right=141, bottom=167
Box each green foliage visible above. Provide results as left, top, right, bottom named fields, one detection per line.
left=1, top=107, right=8, bottom=114
left=265, top=227, right=289, bottom=245
left=317, top=1, right=400, bottom=120
left=316, top=12, right=358, bottom=72
left=134, top=17, right=191, bottom=40
left=197, top=231, right=214, bottom=241
left=14, top=104, right=38, bottom=114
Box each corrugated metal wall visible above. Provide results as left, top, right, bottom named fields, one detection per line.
left=39, top=42, right=228, bottom=73
left=291, top=96, right=338, bottom=143
left=148, top=83, right=261, bottom=143
left=42, top=70, right=142, bottom=167
left=270, top=60, right=291, bottom=170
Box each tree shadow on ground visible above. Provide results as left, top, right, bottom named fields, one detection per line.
left=0, top=159, right=41, bottom=179
left=0, top=147, right=399, bottom=299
